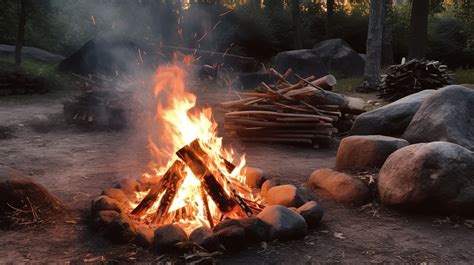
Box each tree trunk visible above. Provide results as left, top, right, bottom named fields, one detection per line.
left=326, top=0, right=335, bottom=37
left=290, top=0, right=302, bottom=49
left=408, top=0, right=429, bottom=59
left=15, top=0, right=27, bottom=69
left=363, top=0, right=384, bottom=89
left=382, top=0, right=394, bottom=66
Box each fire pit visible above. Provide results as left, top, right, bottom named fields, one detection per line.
left=90, top=61, right=322, bottom=253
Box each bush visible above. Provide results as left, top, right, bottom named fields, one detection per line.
left=427, top=15, right=474, bottom=67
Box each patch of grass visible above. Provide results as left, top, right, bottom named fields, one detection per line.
left=0, top=56, right=73, bottom=94
left=333, top=77, right=363, bottom=94
left=454, top=68, right=474, bottom=84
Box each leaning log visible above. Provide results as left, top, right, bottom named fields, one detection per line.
left=176, top=140, right=241, bottom=216
left=131, top=160, right=185, bottom=217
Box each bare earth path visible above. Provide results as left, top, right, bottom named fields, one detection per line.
left=0, top=92, right=473, bottom=264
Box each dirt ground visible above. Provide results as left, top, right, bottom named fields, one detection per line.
left=0, top=91, right=473, bottom=264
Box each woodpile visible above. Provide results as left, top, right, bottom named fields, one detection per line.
left=378, top=59, right=454, bottom=101
left=0, top=72, right=47, bottom=96
left=62, top=74, right=135, bottom=129
left=219, top=69, right=365, bottom=147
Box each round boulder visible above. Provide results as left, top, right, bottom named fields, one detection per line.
left=350, top=89, right=435, bottom=136
left=378, top=142, right=474, bottom=215
left=266, top=184, right=307, bottom=207
left=257, top=205, right=307, bottom=240
left=296, top=201, right=324, bottom=228
left=101, top=213, right=137, bottom=244
left=91, top=195, right=123, bottom=214
left=190, top=226, right=218, bottom=251
left=261, top=178, right=281, bottom=197
left=243, top=167, right=267, bottom=189
left=336, top=135, right=409, bottom=170
left=308, top=168, right=370, bottom=205
left=135, top=228, right=155, bottom=248
left=402, top=85, right=474, bottom=150
left=153, top=224, right=188, bottom=251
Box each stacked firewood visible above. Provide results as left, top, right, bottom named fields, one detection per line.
left=63, top=74, right=135, bottom=129
left=378, top=59, right=454, bottom=101
left=220, top=69, right=365, bottom=147
left=0, top=72, right=47, bottom=96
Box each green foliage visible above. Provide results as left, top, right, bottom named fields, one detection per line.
left=333, top=77, right=363, bottom=94
left=454, top=68, right=474, bottom=84
left=0, top=56, right=73, bottom=93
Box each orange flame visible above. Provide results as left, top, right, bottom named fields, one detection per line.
left=130, top=56, right=260, bottom=234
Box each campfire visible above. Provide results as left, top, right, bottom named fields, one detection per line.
left=127, top=63, right=263, bottom=234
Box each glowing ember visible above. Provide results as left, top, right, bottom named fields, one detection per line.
left=129, top=57, right=262, bottom=234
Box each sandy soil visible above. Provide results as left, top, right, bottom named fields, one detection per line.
left=0, top=91, right=473, bottom=264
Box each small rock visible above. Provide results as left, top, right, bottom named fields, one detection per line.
left=92, top=210, right=120, bottom=231
left=102, top=213, right=137, bottom=244
left=91, top=195, right=123, bottom=214
left=261, top=178, right=281, bottom=197
left=296, top=201, right=324, bottom=228
left=244, top=167, right=267, bottom=188
left=189, top=226, right=218, bottom=251
left=308, top=168, right=369, bottom=205
left=266, top=184, right=307, bottom=207
left=116, top=178, right=140, bottom=194
left=135, top=228, right=155, bottom=248
left=257, top=205, right=307, bottom=240
left=153, top=224, right=188, bottom=251
left=102, top=188, right=129, bottom=204
left=335, top=135, right=409, bottom=170
left=239, top=217, right=272, bottom=243
left=214, top=224, right=246, bottom=251
left=212, top=218, right=242, bottom=233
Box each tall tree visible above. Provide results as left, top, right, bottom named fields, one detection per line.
left=326, top=0, right=335, bottom=37
left=15, top=0, right=28, bottom=68
left=408, top=0, right=429, bottom=59
left=290, top=0, right=302, bottom=49
left=363, top=0, right=384, bottom=89
left=382, top=0, right=394, bottom=66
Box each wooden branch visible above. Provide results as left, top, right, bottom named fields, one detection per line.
left=176, top=140, right=241, bottom=216
left=131, top=160, right=185, bottom=217
left=312, top=75, right=337, bottom=90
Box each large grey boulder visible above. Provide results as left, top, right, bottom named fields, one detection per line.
left=257, top=205, right=307, bottom=240
left=336, top=135, right=409, bottom=170
left=402, top=85, right=474, bottom=150
left=313, top=39, right=365, bottom=78
left=274, top=49, right=328, bottom=81
left=350, top=89, right=435, bottom=136
left=0, top=44, right=65, bottom=63
left=378, top=142, right=474, bottom=215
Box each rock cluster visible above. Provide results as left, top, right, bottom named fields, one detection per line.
left=91, top=167, right=324, bottom=252
left=309, top=85, right=474, bottom=215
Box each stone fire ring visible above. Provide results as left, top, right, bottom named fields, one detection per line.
left=90, top=167, right=324, bottom=253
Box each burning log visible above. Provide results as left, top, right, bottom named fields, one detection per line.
left=176, top=139, right=253, bottom=218
left=131, top=160, right=185, bottom=217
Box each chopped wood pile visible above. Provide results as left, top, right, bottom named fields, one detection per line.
left=378, top=59, right=454, bottom=101
left=62, top=74, right=135, bottom=129
left=219, top=69, right=365, bottom=147
left=0, top=72, right=47, bottom=96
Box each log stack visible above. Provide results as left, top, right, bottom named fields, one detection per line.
left=220, top=69, right=365, bottom=147
left=0, top=72, right=47, bottom=96
left=378, top=59, right=454, bottom=101
left=62, top=74, right=135, bottom=129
